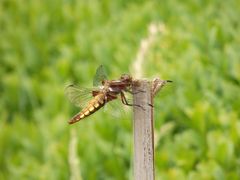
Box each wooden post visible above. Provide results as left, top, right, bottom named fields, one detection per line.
left=133, top=80, right=154, bottom=180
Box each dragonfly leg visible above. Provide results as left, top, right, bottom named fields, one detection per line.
left=120, top=92, right=145, bottom=110
left=125, top=89, right=153, bottom=108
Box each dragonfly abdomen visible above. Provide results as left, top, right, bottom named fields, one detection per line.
left=69, top=94, right=106, bottom=124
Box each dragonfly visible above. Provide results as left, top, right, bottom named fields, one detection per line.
left=65, top=65, right=141, bottom=124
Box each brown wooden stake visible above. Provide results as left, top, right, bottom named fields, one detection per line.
left=133, top=80, right=154, bottom=180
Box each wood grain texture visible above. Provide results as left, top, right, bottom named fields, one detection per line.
left=133, top=80, right=154, bottom=180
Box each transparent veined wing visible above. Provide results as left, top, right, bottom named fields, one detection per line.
left=65, top=84, right=100, bottom=109
left=93, top=65, right=108, bottom=86
left=106, top=97, right=132, bottom=119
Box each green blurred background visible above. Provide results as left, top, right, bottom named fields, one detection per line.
left=1, top=0, right=240, bottom=179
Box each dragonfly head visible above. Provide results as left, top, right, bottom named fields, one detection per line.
left=120, top=74, right=132, bottom=84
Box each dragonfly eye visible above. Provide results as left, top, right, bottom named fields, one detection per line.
left=120, top=74, right=132, bottom=82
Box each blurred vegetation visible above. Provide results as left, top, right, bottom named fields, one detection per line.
left=0, top=0, right=240, bottom=179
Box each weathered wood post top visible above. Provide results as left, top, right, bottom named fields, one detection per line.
left=132, top=78, right=171, bottom=180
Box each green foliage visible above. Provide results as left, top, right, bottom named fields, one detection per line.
left=1, top=0, right=240, bottom=179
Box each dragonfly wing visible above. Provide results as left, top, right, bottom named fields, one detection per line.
left=102, top=97, right=131, bottom=120
left=93, top=65, right=108, bottom=86
left=65, top=84, right=100, bottom=108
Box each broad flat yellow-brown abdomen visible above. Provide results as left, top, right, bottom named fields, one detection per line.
left=69, top=93, right=106, bottom=124
left=81, top=94, right=105, bottom=118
